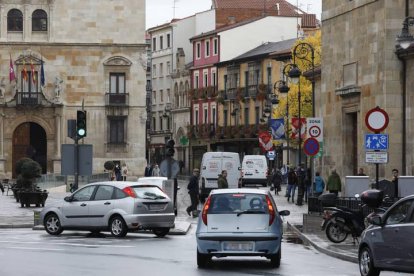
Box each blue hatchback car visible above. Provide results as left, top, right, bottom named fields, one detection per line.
left=358, top=194, right=414, bottom=276
left=195, top=189, right=290, bottom=268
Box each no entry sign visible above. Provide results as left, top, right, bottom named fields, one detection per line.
left=365, top=107, right=389, bottom=133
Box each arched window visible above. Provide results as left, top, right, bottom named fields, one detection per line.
left=32, top=9, right=48, bottom=31
left=7, top=9, right=23, bottom=32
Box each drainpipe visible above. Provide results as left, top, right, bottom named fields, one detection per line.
left=403, top=0, right=409, bottom=174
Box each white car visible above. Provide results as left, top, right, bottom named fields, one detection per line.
left=40, top=181, right=175, bottom=238
left=137, top=177, right=168, bottom=189
left=196, top=189, right=290, bottom=268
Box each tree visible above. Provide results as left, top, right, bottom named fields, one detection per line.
left=273, top=31, right=321, bottom=142
left=15, top=158, right=42, bottom=191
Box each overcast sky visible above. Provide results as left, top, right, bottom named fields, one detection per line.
left=146, top=0, right=322, bottom=29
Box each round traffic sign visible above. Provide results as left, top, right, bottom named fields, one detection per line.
left=309, top=126, right=321, bottom=138
left=304, top=138, right=320, bottom=156
left=365, top=107, right=389, bottom=133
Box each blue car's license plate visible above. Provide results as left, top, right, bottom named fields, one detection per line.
left=223, top=241, right=253, bottom=251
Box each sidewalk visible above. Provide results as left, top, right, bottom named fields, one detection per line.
left=269, top=184, right=358, bottom=263
left=0, top=181, right=358, bottom=262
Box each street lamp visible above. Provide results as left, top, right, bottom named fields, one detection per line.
left=289, top=42, right=316, bottom=201
left=273, top=79, right=290, bottom=164
left=396, top=16, right=414, bottom=49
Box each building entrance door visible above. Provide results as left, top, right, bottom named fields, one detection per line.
left=12, top=122, right=47, bottom=178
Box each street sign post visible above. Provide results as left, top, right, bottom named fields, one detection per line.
left=365, top=134, right=388, bottom=150
left=304, top=138, right=320, bottom=156
left=364, top=106, right=389, bottom=188
left=365, top=107, right=389, bottom=133
left=307, top=117, right=323, bottom=142
left=365, top=152, right=388, bottom=164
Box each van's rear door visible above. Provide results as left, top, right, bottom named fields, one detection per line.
left=203, top=154, right=222, bottom=188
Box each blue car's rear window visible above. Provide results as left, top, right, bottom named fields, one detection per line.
left=208, top=193, right=269, bottom=214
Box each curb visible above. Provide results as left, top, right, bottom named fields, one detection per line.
left=287, top=221, right=358, bottom=264
left=32, top=222, right=191, bottom=235
left=0, top=223, right=33, bottom=229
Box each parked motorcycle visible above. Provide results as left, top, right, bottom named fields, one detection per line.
left=319, top=190, right=388, bottom=244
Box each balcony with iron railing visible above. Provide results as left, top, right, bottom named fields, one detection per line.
left=105, top=93, right=129, bottom=106
left=226, top=88, right=237, bottom=100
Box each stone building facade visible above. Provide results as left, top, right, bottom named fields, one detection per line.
left=320, top=0, right=413, bottom=179
left=0, top=0, right=147, bottom=178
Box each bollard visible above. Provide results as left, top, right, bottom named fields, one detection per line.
left=33, top=210, right=41, bottom=226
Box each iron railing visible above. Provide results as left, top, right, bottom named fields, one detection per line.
left=105, top=93, right=129, bottom=106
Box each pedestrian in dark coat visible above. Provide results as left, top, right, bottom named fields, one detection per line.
left=186, top=168, right=200, bottom=217
left=217, top=170, right=228, bottom=189
left=271, top=168, right=282, bottom=195
left=296, top=164, right=306, bottom=206
left=114, top=164, right=122, bottom=181
left=144, top=164, right=152, bottom=177
left=286, top=167, right=297, bottom=203
left=326, top=169, right=341, bottom=196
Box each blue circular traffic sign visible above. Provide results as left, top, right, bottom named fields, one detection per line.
left=304, top=138, right=320, bottom=156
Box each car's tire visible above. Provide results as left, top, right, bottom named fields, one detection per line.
left=326, top=221, right=348, bottom=243
left=153, top=228, right=170, bottom=237
left=44, top=213, right=63, bottom=235
left=109, top=216, right=128, bottom=238
left=359, top=246, right=380, bottom=276
left=269, top=247, right=281, bottom=268
left=197, top=248, right=211, bottom=268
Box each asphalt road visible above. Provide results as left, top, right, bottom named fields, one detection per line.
left=0, top=226, right=403, bottom=276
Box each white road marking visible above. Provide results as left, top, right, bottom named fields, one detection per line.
left=0, top=241, right=134, bottom=248
left=6, top=247, right=65, bottom=251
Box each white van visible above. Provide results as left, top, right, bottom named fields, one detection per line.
left=199, top=152, right=241, bottom=201
left=241, top=155, right=268, bottom=187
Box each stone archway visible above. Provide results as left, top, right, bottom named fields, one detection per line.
left=12, top=122, right=47, bottom=178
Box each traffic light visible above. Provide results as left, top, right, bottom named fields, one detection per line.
left=76, top=110, right=87, bottom=138
left=165, top=139, right=175, bottom=157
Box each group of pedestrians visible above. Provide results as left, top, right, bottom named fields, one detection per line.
left=186, top=169, right=229, bottom=217
left=112, top=163, right=129, bottom=181
left=144, top=163, right=161, bottom=177
left=271, top=164, right=343, bottom=206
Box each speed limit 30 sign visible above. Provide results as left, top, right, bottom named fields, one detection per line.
left=307, top=118, right=323, bottom=142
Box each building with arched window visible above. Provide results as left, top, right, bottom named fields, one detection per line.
left=0, top=1, right=147, bottom=178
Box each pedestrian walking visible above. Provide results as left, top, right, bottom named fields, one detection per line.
left=144, top=164, right=152, bottom=177
left=286, top=167, right=297, bottom=203
left=121, top=163, right=128, bottom=181
left=114, top=164, right=122, bottom=181
left=271, top=168, right=282, bottom=195
left=217, top=170, right=228, bottom=189
left=314, top=172, right=325, bottom=197
left=186, top=168, right=200, bottom=217
left=152, top=164, right=160, bottom=176
left=357, top=168, right=366, bottom=176
left=296, top=164, right=306, bottom=206
left=304, top=168, right=312, bottom=203
left=326, top=169, right=341, bottom=196
left=391, top=168, right=399, bottom=198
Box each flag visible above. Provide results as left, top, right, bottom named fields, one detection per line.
left=291, top=118, right=307, bottom=140
left=9, top=54, right=16, bottom=83
left=270, top=118, right=285, bottom=140
left=258, top=131, right=273, bottom=152
left=40, top=59, right=45, bottom=87
left=30, top=59, right=36, bottom=84
left=22, top=59, right=28, bottom=82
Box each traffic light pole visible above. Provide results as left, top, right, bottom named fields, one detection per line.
left=73, top=136, right=79, bottom=192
